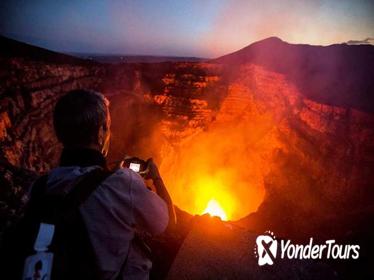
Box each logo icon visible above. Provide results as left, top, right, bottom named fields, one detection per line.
left=255, top=231, right=277, bottom=266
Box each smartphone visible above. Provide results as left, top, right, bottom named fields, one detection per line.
left=129, top=162, right=141, bottom=172
left=124, top=157, right=147, bottom=173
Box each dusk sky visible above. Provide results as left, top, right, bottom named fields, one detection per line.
left=1, top=0, right=373, bottom=58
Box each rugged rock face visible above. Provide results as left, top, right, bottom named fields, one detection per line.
left=229, top=65, right=374, bottom=239
left=1, top=36, right=374, bottom=277
left=0, top=37, right=104, bottom=172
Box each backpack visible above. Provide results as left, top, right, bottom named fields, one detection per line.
left=0, top=167, right=112, bottom=280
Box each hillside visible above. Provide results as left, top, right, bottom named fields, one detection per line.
left=0, top=35, right=96, bottom=65
left=214, top=37, right=374, bottom=112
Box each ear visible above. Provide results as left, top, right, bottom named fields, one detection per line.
left=98, top=124, right=106, bottom=145
left=100, top=122, right=111, bottom=156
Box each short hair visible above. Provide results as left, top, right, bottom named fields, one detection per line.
left=53, top=89, right=110, bottom=147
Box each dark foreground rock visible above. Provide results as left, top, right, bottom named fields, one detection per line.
left=167, top=216, right=337, bottom=280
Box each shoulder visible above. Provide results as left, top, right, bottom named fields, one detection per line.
left=99, top=167, right=146, bottom=195
left=105, top=167, right=143, bottom=186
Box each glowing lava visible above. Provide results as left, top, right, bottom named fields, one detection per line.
left=203, top=199, right=228, bottom=221
left=156, top=74, right=278, bottom=221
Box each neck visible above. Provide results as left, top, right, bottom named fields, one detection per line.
left=60, top=147, right=106, bottom=168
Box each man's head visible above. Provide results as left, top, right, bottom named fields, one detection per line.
left=53, top=89, right=111, bottom=156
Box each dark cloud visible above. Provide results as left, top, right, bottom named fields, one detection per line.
left=346, top=37, right=374, bottom=45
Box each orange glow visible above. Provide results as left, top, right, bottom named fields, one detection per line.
left=156, top=73, right=286, bottom=220
left=203, top=199, right=228, bottom=221
left=158, top=116, right=269, bottom=221
left=193, top=175, right=235, bottom=221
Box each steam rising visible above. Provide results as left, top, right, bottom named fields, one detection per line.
left=108, top=65, right=283, bottom=221
left=158, top=96, right=282, bottom=220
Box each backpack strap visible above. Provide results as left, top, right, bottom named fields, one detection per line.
left=29, top=168, right=112, bottom=224
left=58, top=168, right=112, bottom=220
left=29, top=174, right=49, bottom=204
left=41, top=168, right=114, bottom=280
left=29, top=167, right=111, bottom=208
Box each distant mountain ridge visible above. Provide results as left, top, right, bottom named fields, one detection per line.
left=72, top=54, right=207, bottom=63
left=0, top=35, right=205, bottom=64
left=0, top=35, right=94, bottom=65
left=2, top=35, right=374, bottom=112
left=214, top=37, right=374, bottom=112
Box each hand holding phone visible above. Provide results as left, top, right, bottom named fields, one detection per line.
left=123, top=156, right=147, bottom=174
left=123, top=156, right=161, bottom=180
left=143, top=158, right=161, bottom=180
